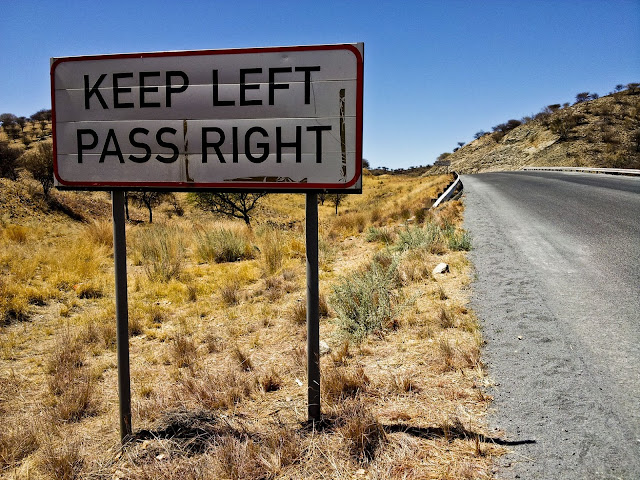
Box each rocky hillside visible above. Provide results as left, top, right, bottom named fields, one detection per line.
left=431, top=86, right=640, bottom=174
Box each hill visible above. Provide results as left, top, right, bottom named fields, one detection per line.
left=430, top=86, right=640, bottom=174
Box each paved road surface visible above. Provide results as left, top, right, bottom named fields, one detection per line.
left=462, top=171, right=640, bottom=479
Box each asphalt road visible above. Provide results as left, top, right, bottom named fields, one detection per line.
left=462, top=171, right=640, bottom=479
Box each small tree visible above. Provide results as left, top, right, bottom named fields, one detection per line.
left=128, top=191, right=171, bottom=223
left=457, top=141, right=465, bottom=148
left=0, top=140, right=22, bottom=180
left=362, top=158, right=370, bottom=169
left=16, top=117, right=27, bottom=132
left=627, top=83, right=640, bottom=94
left=318, top=192, right=327, bottom=205
left=330, top=193, right=346, bottom=215
left=614, top=84, right=625, bottom=92
left=0, top=113, right=17, bottom=129
left=473, top=130, right=487, bottom=139
left=22, top=140, right=54, bottom=196
left=574, top=92, right=590, bottom=104
left=190, top=192, right=268, bottom=227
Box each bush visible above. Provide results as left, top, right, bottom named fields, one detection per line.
left=21, top=140, right=53, bottom=197
left=330, top=256, right=402, bottom=342
left=134, top=224, right=186, bottom=281
left=395, top=223, right=444, bottom=253
left=195, top=227, right=254, bottom=263
left=0, top=140, right=22, bottom=180
left=365, top=226, right=394, bottom=244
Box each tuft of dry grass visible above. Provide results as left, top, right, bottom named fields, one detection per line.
left=0, top=418, right=39, bottom=470
left=322, top=365, right=369, bottom=404
left=85, top=219, right=113, bottom=247
left=37, top=440, right=84, bottom=480
left=337, top=398, right=386, bottom=464
left=172, top=332, right=198, bottom=369
left=133, top=224, right=185, bottom=281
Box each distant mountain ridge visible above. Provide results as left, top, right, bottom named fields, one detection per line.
left=430, top=86, right=640, bottom=174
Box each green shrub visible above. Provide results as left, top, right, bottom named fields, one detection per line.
left=441, top=226, right=472, bottom=251
left=195, top=227, right=254, bottom=263
left=395, top=223, right=443, bottom=253
left=330, top=256, right=402, bottom=342
left=365, top=226, right=394, bottom=244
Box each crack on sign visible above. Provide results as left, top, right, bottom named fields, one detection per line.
left=339, top=88, right=347, bottom=180
left=183, top=119, right=194, bottom=182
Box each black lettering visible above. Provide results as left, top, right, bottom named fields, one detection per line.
left=100, top=129, right=124, bottom=163
left=240, top=68, right=262, bottom=106
left=212, top=70, right=235, bottom=106
left=295, top=66, right=320, bottom=104
left=202, top=127, right=226, bottom=163
left=269, top=67, right=291, bottom=105
left=84, top=74, right=108, bottom=109
left=245, top=127, right=269, bottom=163
left=113, top=73, right=134, bottom=108
left=276, top=126, right=301, bottom=163
left=76, top=129, right=98, bottom=163
left=128, top=128, right=151, bottom=162
left=140, top=72, right=161, bottom=108
left=156, top=127, right=179, bottom=163
left=232, top=127, right=239, bottom=163
left=165, top=71, right=189, bottom=107
left=306, top=125, right=332, bottom=163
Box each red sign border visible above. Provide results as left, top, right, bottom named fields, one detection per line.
left=51, top=44, right=363, bottom=191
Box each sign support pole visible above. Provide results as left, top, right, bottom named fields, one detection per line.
left=112, top=191, right=132, bottom=443
left=306, top=193, right=321, bottom=422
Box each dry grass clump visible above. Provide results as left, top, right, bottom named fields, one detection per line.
left=194, top=226, right=254, bottom=263
left=336, top=398, right=386, bottom=463
left=37, top=440, right=85, bottom=480
left=180, top=366, right=255, bottom=410
left=46, top=333, right=98, bottom=422
left=132, top=224, right=186, bottom=281
left=172, top=332, right=199, bottom=369
left=329, top=211, right=367, bottom=238
left=288, top=294, right=329, bottom=325
left=85, top=219, right=113, bottom=247
left=220, top=281, right=241, bottom=306
left=3, top=224, right=29, bottom=243
left=322, top=365, right=369, bottom=404
left=365, top=226, right=395, bottom=244
left=257, top=226, right=285, bottom=274
left=0, top=418, right=39, bottom=471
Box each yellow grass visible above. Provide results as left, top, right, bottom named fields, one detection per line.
left=0, top=172, right=506, bottom=479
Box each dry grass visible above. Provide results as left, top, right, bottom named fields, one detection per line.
left=0, top=172, right=504, bottom=479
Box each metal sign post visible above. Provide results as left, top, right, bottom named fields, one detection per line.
left=306, top=193, right=321, bottom=421
left=112, top=191, right=132, bottom=442
left=51, top=43, right=363, bottom=439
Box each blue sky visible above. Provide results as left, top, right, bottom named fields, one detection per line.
left=2, top=0, right=639, bottom=169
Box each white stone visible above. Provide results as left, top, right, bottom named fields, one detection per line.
left=320, top=340, right=331, bottom=355
left=433, top=262, right=450, bottom=275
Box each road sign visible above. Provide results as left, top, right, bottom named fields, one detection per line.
left=51, top=44, right=363, bottom=191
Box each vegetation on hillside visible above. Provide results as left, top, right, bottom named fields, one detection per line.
left=431, top=83, right=640, bottom=173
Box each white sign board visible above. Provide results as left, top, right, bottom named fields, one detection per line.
left=51, top=44, right=363, bottom=191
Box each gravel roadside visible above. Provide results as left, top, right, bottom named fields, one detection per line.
left=462, top=172, right=640, bottom=479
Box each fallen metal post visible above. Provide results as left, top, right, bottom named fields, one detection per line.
left=306, top=193, right=321, bottom=422
left=112, top=191, right=132, bottom=443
